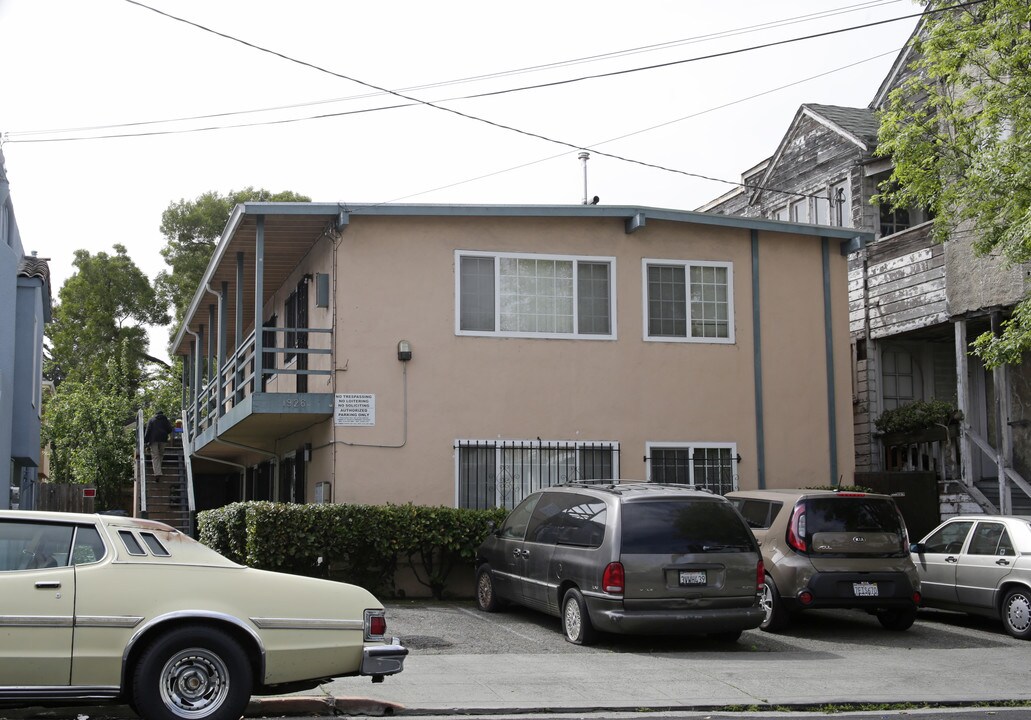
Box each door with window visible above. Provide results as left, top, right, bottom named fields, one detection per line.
left=955, top=521, right=1015, bottom=609
left=914, top=520, right=973, bottom=605
left=0, top=520, right=76, bottom=685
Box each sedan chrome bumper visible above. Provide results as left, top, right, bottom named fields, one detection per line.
left=360, top=637, right=408, bottom=682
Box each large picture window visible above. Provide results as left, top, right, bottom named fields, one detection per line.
left=456, top=439, right=619, bottom=510
left=457, top=251, right=615, bottom=339
left=643, top=260, right=733, bottom=343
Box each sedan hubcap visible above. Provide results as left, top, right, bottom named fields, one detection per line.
left=161, top=648, right=229, bottom=717
left=1007, top=594, right=1031, bottom=632
left=478, top=575, right=492, bottom=606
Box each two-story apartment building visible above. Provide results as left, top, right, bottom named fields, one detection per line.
left=169, top=203, right=869, bottom=512
left=0, top=150, right=52, bottom=510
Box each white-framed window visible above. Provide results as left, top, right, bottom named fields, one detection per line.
left=772, top=206, right=789, bottom=221
left=456, top=251, right=616, bottom=339
left=790, top=198, right=809, bottom=223
left=314, top=481, right=332, bottom=504
left=645, top=442, right=738, bottom=495
left=643, top=259, right=734, bottom=343
left=814, top=193, right=830, bottom=225
left=455, top=439, right=619, bottom=510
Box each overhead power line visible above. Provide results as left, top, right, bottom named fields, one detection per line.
left=7, top=0, right=982, bottom=201
left=6, top=0, right=903, bottom=139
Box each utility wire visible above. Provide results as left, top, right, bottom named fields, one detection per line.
left=9, top=0, right=978, bottom=199
left=6, top=0, right=903, bottom=138
left=10, top=0, right=953, bottom=146
left=107, top=0, right=966, bottom=198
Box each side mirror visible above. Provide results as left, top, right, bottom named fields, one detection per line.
left=909, top=542, right=923, bottom=554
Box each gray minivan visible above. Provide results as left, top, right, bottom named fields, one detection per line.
left=474, top=483, right=765, bottom=644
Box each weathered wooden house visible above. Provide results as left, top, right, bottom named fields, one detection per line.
left=700, top=21, right=1031, bottom=517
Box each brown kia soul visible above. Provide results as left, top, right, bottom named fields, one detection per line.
left=475, top=483, right=765, bottom=645
left=726, top=488, right=922, bottom=632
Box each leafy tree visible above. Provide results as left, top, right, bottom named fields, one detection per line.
left=876, top=0, right=1031, bottom=367
left=45, top=244, right=169, bottom=389
left=42, top=340, right=140, bottom=510
left=157, top=187, right=310, bottom=325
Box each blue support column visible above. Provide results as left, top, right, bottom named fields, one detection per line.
left=822, top=237, right=840, bottom=485
left=217, top=281, right=228, bottom=418
left=235, top=252, right=245, bottom=403
left=751, top=230, right=766, bottom=490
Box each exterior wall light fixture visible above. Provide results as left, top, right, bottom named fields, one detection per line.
left=397, top=340, right=412, bottom=362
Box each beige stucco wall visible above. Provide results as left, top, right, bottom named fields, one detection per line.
left=277, top=214, right=856, bottom=506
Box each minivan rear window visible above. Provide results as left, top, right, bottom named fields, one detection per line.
left=620, top=500, right=755, bottom=554
left=805, top=497, right=903, bottom=535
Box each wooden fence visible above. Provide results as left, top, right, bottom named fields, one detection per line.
left=35, top=483, right=97, bottom=513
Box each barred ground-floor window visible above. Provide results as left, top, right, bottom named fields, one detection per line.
left=645, top=442, right=737, bottom=495
left=456, top=439, right=619, bottom=510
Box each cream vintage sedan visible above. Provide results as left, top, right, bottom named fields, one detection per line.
left=0, top=510, right=407, bottom=720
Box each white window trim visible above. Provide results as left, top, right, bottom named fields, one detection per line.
left=645, top=441, right=739, bottom=490
left=453, top=438, right=621, bottom=507
left=641, top=259, right=735, bottom=344
left=455, top=250, right=617, bottom=340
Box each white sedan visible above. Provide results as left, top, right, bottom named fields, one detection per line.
left=910, top=514, right=1031, bottom=639
left=0, top=510, right=407, bottom=720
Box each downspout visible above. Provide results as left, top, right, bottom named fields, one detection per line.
left=184, top=327, right=202, bottom=439
left=822, top=238, right=840, bottom=485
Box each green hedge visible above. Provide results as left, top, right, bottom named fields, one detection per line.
left=197, top=502, right=508, bottom=599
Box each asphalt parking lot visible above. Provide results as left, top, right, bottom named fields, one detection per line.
left=386, top=599, right=1026, bottom=656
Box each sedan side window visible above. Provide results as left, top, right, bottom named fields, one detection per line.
left=0, top=521, right=74, bottom=571
left=968, top=523, right=1011, bottom=556
left=922, top=521, right=974, bottom=554
left=71, top=526, right=107, bottom=565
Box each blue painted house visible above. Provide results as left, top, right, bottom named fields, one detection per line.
left=0, top=149, right=52, bottom=509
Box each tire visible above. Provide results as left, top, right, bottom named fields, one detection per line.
left=561, top=588, right=597, bottom=645
left=877, top=607, right=917, bottom=631
left=1001, top=588, right=1031, bottom=640
left=475, top=565, right=504, bottom=612
left=132, top=625, right=252, bottom=720
left=759, top=575, right=789, bottom=632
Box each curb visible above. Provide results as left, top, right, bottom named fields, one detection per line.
left=248, top=696, right=405, bottom=717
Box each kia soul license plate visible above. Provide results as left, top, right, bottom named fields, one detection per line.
left=853, top=582, right=879, bottom=597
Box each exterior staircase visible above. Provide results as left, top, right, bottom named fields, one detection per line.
left=974, top=478, right=1031, bottom=516
left=142, top=436, right=192, bottom=535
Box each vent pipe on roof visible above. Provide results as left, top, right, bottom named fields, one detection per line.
left=578, top=152, right=590, bottom=205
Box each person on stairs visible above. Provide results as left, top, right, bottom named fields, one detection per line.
left=144, top=410, right=174, bottom=477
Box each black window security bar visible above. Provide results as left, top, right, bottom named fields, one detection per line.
left=645, top=446, right=738, bottom=495
left=457, top=440, right=620, bottom=511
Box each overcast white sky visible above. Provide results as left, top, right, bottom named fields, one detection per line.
left=1, top=0, right=921, bottom=356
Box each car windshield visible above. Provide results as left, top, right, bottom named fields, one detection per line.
left=620, top=500, right=754, bottom=554
left=805, top=497, right=903, bottom=535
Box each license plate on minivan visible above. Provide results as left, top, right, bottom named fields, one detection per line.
left=853, top=582, right=879, bottom=597
left=679, top=570, right=707, bottom=586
